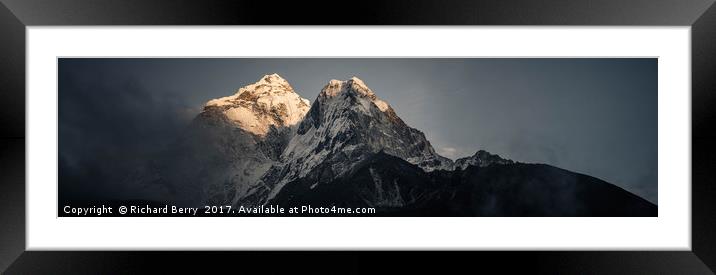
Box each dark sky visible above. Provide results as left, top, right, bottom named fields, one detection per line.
left=58, top=58, right=657, bottom=204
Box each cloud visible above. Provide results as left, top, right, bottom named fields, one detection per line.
left=437, top=147, right=460, bottom=159
left=59, top=61, right=193, bottom=202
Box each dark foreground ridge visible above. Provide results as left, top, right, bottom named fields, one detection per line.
left=271, top=152, right=657, bottom=217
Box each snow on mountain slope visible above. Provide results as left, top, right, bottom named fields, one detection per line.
left=204, top=73, right=310, bottom=136
left=258, top=77, right=454, bottom=203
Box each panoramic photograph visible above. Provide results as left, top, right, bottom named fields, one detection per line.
left=58, top=58, right=657, bottom=217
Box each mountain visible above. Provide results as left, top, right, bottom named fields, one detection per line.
left=129, top=74, right=656, bottom=216
left=251, top=77, right=454, bottom=204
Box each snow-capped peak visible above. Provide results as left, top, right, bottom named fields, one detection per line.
left=206, top=74, right=296, bottom=107
left=201, top=74, right=311, bottom=136
left=318, top=77, right=390, bottom=112
left=263, top=75, right=454, bottom=202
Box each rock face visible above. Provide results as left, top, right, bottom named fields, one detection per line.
left=253, top=77, right=454, bottom=203
left=131, top=74, right=310, bottom=206
left=203, top=73, right=310, bottom=136
left=133, top=74, right=656, bottom=216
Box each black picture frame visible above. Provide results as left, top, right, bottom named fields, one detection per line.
left=1, top=0, right=715, bottom=273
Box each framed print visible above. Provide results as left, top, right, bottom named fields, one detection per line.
left=1, top=0, right=716, bottom=273
left=53, top=57, right=660, bottom=219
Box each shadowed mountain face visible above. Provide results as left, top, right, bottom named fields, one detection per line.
left=126, top=74, right=656, bottom=216
left=270, top=152, right=656, bottom=216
